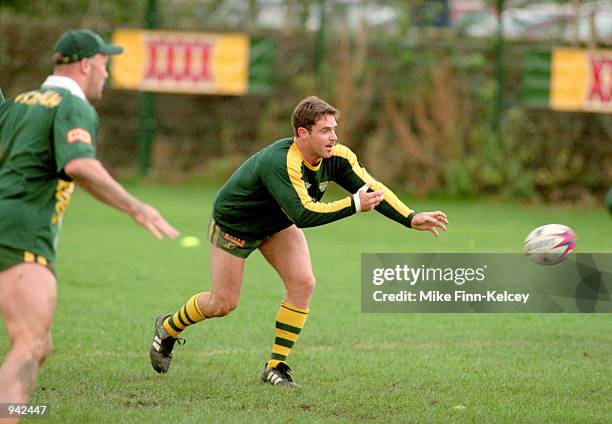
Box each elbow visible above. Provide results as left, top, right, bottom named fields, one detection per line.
left=290, top=216, right=310, bottom=228
left=288, top=211, right=314, bottom=228
left=64, top=158, right=99, bottom=180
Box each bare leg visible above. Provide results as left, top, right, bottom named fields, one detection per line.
left=258, top=225, right=315, bottom=383
left=0, top=264, right=56, bottom=407
left=259, top=225, right=316, bottom=309
left=196, top=244, right=246, bottom=317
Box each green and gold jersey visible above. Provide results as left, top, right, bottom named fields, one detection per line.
left=0, top=78, right=98, bottom=261
left=212, top=137, right=413, bottom=240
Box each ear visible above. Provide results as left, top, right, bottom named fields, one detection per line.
left=297, top=127, right=309, bottom=138
left=79, top=58, right=91, bottom=75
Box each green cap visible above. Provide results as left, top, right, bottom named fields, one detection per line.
left=53, top=29, right=123, bottom=65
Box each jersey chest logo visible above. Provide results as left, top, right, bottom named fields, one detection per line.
left=303, top=181, right=329, bottom=192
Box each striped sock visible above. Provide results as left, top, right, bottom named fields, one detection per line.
left=267, top=302, right=309, bottom=369
left=162, top=294, right=207, bottom=338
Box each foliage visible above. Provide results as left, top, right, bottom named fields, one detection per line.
left=1, top=0, right=142, bottom=25
left=321, top=28, right=610, bottom=201
left=0, top=3, right=610, bottom=201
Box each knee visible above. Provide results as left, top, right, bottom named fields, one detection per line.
left=37, top=335, right=52, bottom=365
left=208, top=297, right=238, bottom=317
left=302, top=275, right=316, bottom=297
left=289, top=274, right=316, bottom=298
left=13, top=334, right=52, bottom=366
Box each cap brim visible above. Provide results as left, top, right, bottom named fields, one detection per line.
left=100, top=44, right=124, bottom=55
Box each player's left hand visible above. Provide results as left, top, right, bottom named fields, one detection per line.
left=411, top=211, right=448, bottom=237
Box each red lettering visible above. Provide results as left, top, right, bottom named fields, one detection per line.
left=196, top=42, right=213, bottom=82
left=588, top=58, right=612, bottom=103
left=177, top=42, right=193, bottom=81
left=164, top=42, right=175, bottom=80
left=144, top=40, right=160, bottom=79
left=144, top=39, right=214, bottom=83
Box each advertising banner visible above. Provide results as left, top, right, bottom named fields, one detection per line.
left=110, top=29, right=249, bottom=95
left=550, top=48, right=612, bottom=113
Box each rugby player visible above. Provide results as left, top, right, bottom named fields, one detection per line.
left=0, top=29, right=178, bottom=410
left=150, top=96, right=447, bottom=387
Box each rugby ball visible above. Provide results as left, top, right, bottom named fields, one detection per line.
left=523, top=224, right=576, bottom=265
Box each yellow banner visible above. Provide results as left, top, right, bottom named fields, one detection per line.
left=550, top=48, right=612, bottom=113
left=110, top=29, right=249, bottom=95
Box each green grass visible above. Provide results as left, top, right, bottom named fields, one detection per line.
left=4, top=182, right=612, bottom=423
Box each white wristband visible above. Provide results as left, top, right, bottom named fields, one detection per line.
left=353, top=184, right=369, bottom=213
left=353, top=192, right=361, bottom=213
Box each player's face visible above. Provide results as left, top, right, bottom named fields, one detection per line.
left=83, top=54, right=109, bottom=101
left=302, top=114, right=338, bottom=162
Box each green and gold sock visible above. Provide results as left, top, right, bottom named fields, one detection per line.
left=163, top=294, right=207, bottom=338
left=267, top=302, right=309, bottom=369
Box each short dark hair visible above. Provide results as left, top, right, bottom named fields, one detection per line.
left=291, top=96, right=339, bottom=136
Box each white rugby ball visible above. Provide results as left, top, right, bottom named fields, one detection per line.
left=523, top=224, right=576, bottom=265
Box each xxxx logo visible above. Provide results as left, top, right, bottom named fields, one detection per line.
left=144, top=39, right=214, bottom=83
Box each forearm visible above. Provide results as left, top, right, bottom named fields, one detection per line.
left=64, top=158, right=142, bottom=216
left=373, top=184, right=414, bottom=228
left=267, top=166, right=357, bottom=228
left=376, top=202, right=414, bottom=228
left=332, top=147, right=413, bottom=225
left=288, top=197, right=356, bottom=227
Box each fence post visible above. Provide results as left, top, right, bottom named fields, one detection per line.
left=138, top=0, right=160, bottom=176
left=492, top=0, right=505, bottom=142
left=314, top=0, right=326, bottom=78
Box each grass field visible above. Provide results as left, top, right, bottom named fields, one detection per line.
left=3, top=181, right=612, bottom=423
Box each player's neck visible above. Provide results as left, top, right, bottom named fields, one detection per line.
left=52, top=69, right=87, bottom=95
left=294, top=139, right=322, bottom=167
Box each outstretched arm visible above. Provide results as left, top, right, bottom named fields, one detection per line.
left=64, top=158, right=179, bottom=240
left=333, top=145, right=448, bottom=235
left=333, top=145, right=414, bottom=226
left=409, top=211, right=448, bottom=237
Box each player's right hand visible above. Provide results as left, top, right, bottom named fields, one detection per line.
left=358, top=184, right=385, bottom=212
left=132, top=203, right=180, bottom=240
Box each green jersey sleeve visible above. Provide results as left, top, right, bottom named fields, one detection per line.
left=331, top=145, right=415, bottom=228
left=53, top=93, right=97, bottom=174
left=258, top=143, right=356, bottom=228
